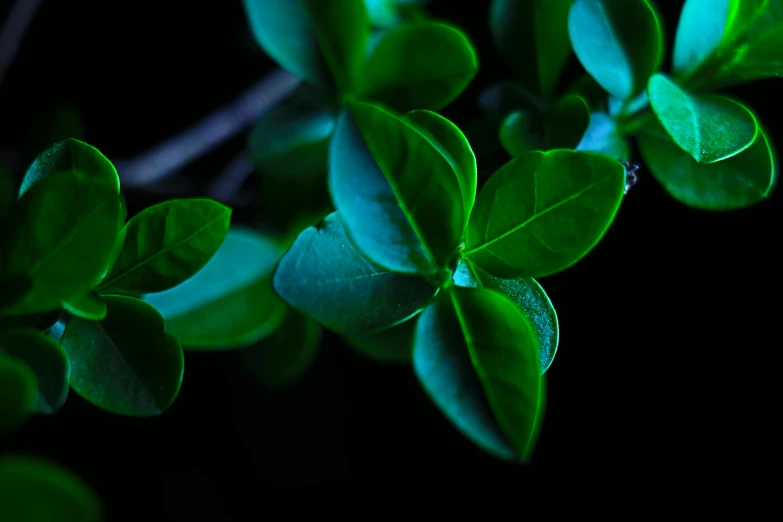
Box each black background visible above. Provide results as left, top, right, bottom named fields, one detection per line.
left=1, top=0, right=781, bottom=517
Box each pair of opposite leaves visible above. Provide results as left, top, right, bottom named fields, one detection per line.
left=273, top=100, right=628, bottom=460
left=0, top=139, right=235, bottom=418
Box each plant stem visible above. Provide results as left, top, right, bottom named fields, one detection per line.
left=115, top=69, right=299, bottom=187
left=0, top=0, right=43, bottom=88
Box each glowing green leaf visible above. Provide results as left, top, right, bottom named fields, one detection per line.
left=98, top=199, right=231, bottom=295
left=464, top=150, right=625, bottom=279
left=648, top=74, right=757, bottom=164
left=413, top=286, right=545, bottom=462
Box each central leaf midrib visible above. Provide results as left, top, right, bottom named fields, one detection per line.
left=353, top=110, right=439, bottom=271
left=466, top=175, right=610, bottom=255
left=98, top=213, right=225, bottom=291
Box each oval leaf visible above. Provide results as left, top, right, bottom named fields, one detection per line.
left=343, top=313, right=418, bottom=364
left=402, top=110, right=477, bottom=222
left=500, top=111, right=544, bottom=157
left=247, top=86, right=336, bottom=180
left=273, top=212, right=437, bottom=334
left=358, top=21, right=478, bottom=112
left=568, top=0, right=663, bottom=101
left=242, top=0, right=370, bottom=93
left=0, top=329, right=69, bottom=415
left=453, top=260, right=559, bottom=373
left=647, top=74, right=757, bottom=164
left=329, top=101, right=465, bottom=274
left=413, top=286, right=545, bottom=462
left=142, top=226, right=287, bottom=350
left=0, top=456, right=103, bottom=522
left=238, top=309, right=322, bottom=388
left=60, top=296, right=184, bottom=417
left=638, top=120, right=776, bottom=210
left=464, top=149, right=625, bottom=279
left=673, top=0, right=767, bottom=77
left=0, top=355, right=37, bottom=431
left=98, top=199, right=231, bottom=295
left=0, top=172, right=123, bottom=315
left=18, top=138, right=119, bottom=197
left=490, top=0, right=573, bottom=100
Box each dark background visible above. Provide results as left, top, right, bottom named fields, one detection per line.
left=1, top=0, right=780, bottom=516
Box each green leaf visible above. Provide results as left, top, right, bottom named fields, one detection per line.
left=568, top=0, right=663, bottom=101
left=329, top=101, right=465, bottom=274
left=242, top=0, right=370, bottom=93
left=142, top=226, right=286, bottom=350
left=500, top=111, right=543, bottom=157
left=19, top=139, right=119, bottom=197
left=63, top=291, right=106, bottom=321
left=647, top=74, right=757, bottom=164
left=358, top=21, right=478, bottom=112
left=563, top=74, right=608, bottom=111
left=0, top=456, right=103, bottom=522
left=60, top=296, right=184, bottom=417
left=343, top=313, right=418, bottom=364
left=0, top=329, right=69, bottom=415
left=638, top=120, right=776, bottom=210
left=673, top=0, right=768, bottom=77
left=364, top=0, right=432, bottom=28
left=575, top=112, right=630, bottom=159
left=0, top=172, right=123, bottom=316
left=453, top=260, right=558, bottom=373
left=490, top=0, right=573, bottom=100
left=238, top=309, right=322, bottom=388
left=402, top=110, right=477, bottom=221
left=608, top=90, right=648, bottom=118
left=247, top=85, right=336, bottom=180
left=545, top=94, right=591, bottom=149
left=0, top=355, right=37, bottom=431
left=463, top=149, right=625, bottom=279
left=413, top=286, right=545, bottom=462
left=98, top=199, right=231, bottom=295
left=273, top=212, right=437, bottom=334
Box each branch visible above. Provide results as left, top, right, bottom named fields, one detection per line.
left=207, top=151, right=254, bottom=202
left=115, top=68, right=299, bottom=187
left=0, top=0, right=44, bottom=87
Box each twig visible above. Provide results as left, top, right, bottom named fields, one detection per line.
left=207, top=151, right=254, bottom=202
left=0, top=0, right=44, bottom=87
left=115, top=69, right=299, bottom=187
